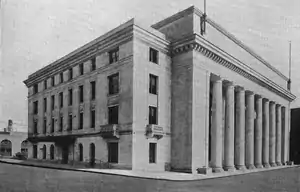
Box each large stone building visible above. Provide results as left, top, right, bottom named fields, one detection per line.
left=23, top=6, right=295, bottom=173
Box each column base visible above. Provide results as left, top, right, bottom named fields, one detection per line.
left=276, top=162, right=282, bottom=166
left=287, top=161, right=294, bottom=166
left=263, top=163, right=270, bottom=168
left=197, top=167, right=212, bottom=175
left=235, top=165, right=246, bottom=171
left=223, top=166, right=235, bottom=172
left=281, top=162, right=286, bottom=166
left=246, top=164, right=256, bottom=170
left=212, top=167, right=224, bottom=173
left=255, top=164, right=263, bottom=169
left=270, top=162, right=277, bottom=167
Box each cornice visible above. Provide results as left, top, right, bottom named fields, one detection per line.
left=171, top=34, right=296, bottom=102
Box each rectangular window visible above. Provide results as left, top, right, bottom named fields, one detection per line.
left=109, top=47, right=119, bottom=64
left=91, top=81, right=96, bottom=100
left=149, top=106, right=157, bottom=125
left=33, top=84, right=38, bottom=94
left=149, top=143, right=157, bottom=163
left=108, top=143, right=118, bottom=163
left=33, top=121, right=38, bottom=134
left=51, top=95, right=55, bottom=110
left=60, top=73, right=64, bottom=83
left=43, top=118, right=47, bottom=134
left=44, top=98, right=47, bottom=112
left=51, top=118, right=55, bottom=133
left=91, top=110, right=95, bottom=128
left=79, top=112, right=83, bottom=129
left=44, top=80, right=47, bottom=90
left=59, top=92, right=63, bottom=108
left=69, top=68, right=73, bottom=80
left=79, top=85, right=84, bottom=103
left=33, top=145, right=38, bottom=158
left=68, top=114, right=72, bottom=131
left=91, top=57, right=96, bottom=71
left=33, top=101, right=38, bottom=114
left=149, top=48, right=159, bottom=64
left=79, top=63, right=84, bottom=75
left=108, top=73, right=119, bottom=95
left=68, top=89, right=73, bottom=106
left=108, top=105, right=118, bottom=124
left=51, top=76, right=55, bottom=86
left=59, top=116, right=63, bottom=132
left=149, top=74, right=158, bottom=94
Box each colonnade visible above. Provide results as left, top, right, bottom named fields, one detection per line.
left=210, top=76, right=289, bottom=172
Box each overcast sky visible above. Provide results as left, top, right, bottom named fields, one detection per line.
left=1, top=0, right=300, bottom=131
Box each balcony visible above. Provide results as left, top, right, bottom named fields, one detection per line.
left=100, top=124, right=120, bottom=139
left=146, top=124, right=164, bottom=139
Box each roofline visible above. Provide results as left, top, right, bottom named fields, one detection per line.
left=152, top=5, right=289, bottom=81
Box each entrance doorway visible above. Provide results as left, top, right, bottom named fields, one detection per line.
left=0, top=140, right=12, bottom=156
left=62, top=146, right=69, bottom=164
left=108, top=142, right=118, bottom=163
left=89, top=143, right=95, bottom=167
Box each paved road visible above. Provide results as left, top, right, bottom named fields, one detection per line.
left=0, top=162, right=300, bottom=192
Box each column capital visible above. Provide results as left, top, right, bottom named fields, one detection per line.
left=255, top=94, right=262, bottom=99
left=276, top=103, right=282, bottom=108
left=235, top=85, right=244, bottom=92
left=245, top=90, right=254, bottom=95
left=263, top=98, right=269, bottom=102
left=210, top=73, right=222, bottom=82
left=223, top=80, right=234, bottom=87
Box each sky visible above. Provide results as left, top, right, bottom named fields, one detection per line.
left=0, top=0, right=300, bottom=131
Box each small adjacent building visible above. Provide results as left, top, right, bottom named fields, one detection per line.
left=290, top=108, right=300, bottom=164
left=0, top=120, right=29, bottom=157
left=23, top=6, right=295, bottom=173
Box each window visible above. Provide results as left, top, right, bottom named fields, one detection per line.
left=33, top=84, right=38, bottom=94
left=91, top=110, right=95, bottom=128
left=51, top=118, right=55, bottom=133
left=149, top=106, right=157, bottom=125
left=44, top=98, right=47, bottom=112
left=79, top=144, right=83, bottom=161
left=51, top=95, right=55, bottom=110
left=79, top=112, right=83, bottom=129
left=33, top=145, right=38, bottom=159
left=42, top=145, right=46, bottom=159
left=68, top=89, right=73, bottom=106
left=108, top=106, right=118, bottom=124
left=44, top=80, right=47, bottom=90
left=60, top=73, right=64, bottom=83
left=69, top=68, right=73, bottom=80
left=91, top=81, right=96, bottom=100
left=149, top=74, right=158, bottom=94
left=149, top=143, right=157, bottom=163
left=43, top=118, right=47, bottom=134
left=51, top=76, right=55, bottom=86
left=79, top=85, right=84, bottom=103
left=91, top=57, right=96, bottom=71
left=149, top=48, right=159, bottom=64
left=108, top=73, right=119, bottom=95
left=108, top=142, right=118, bottom=163
left=33, top=121, right=38, bottom=134
left=59, top=116, right=63, bottom=132
left=79, top=63, right=84, bottom=75
left=50, top=145, right=55, bottom=160
left=68, top=114, right=72, bottom=131
left=109, top=47, right=119, bottom=64
left=59, top=92, right=63, bottom=108
left=33, top=101, right=38, bottom=114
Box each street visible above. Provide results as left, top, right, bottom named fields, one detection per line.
left=0, top=162, right=300, bottom=192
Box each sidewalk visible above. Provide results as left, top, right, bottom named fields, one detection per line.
left=0, top=158, right=298, bottom=181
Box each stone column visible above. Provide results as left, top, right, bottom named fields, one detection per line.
left=276, top=105, right=282, bottom=166
left=254, top=95, right=263, bottom=168
left=211, top=78, right=224, bottom=173
left=234, top=86, right=246, bottom=170
left=269, top=102, right=276, bottom=167
left=262, top=99, right=270, bottom=168
left=224, top=82, right=235, bottom=171
left=245, top=91, right=255, bottom=169
left=281, top=107, right=288, bottom=165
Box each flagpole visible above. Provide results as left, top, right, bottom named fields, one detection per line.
left=288, top=41, right=292, bottom=91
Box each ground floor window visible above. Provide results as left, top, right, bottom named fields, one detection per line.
left=50, top=145, right=55, bottom=160
left=90, top=143, right=95, bottom=167
left=108, top=142, right=118, bottom=163
left=79, top=143, right=83, bottom=161
left=33, top=145, right=38, bottom=158
left=149, top=143, right=157, bottom=163
left=42, top=145, right=46, bottom=159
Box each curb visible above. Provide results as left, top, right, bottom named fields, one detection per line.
left=0, top=159, right=299, bottom=182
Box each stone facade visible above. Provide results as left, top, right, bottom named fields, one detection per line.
left=23, top=6, right=295, bottom=173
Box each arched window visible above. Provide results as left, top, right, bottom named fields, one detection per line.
left=50, top=145, right=55, bottom=160
left=0, top=139, right=12, bottom=156
left=42, top=145, right=46, bottom=159
left=89, top=143, right=95, bottom=167
left=78, top=143, right=83, bottom=162
left=21, top=140, right=29, bottom=153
